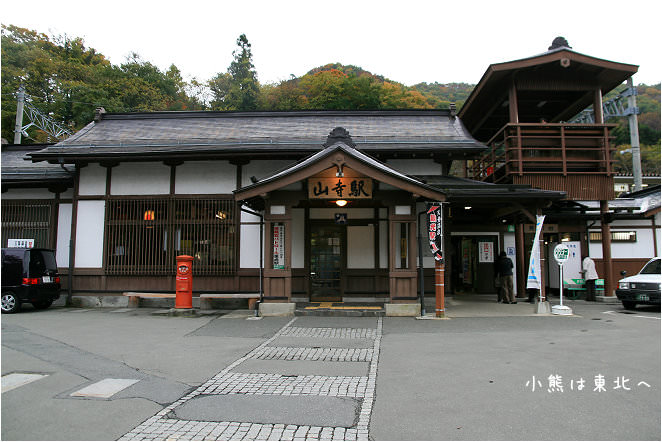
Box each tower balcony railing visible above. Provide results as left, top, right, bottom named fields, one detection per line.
left=471, top=123, right=616, bottom=184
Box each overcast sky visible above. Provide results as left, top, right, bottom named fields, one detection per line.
left=2, top=0, right=660, bottom=86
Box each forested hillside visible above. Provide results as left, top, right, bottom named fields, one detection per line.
left=2, top=25, right=659, bottom=173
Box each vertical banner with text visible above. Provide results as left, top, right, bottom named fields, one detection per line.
left=426, top=202, right=443, bottom=261
left=527, top=215, right=546, bottom=290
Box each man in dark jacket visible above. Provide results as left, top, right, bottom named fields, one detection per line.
left=495, top=251, right=516, bottom=304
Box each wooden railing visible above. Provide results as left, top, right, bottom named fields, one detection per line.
left=471, top=123, right=616, bottom=184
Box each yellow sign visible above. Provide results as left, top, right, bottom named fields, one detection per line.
left=308, top=177, right=373, bottom=200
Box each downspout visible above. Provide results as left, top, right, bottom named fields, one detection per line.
left=241, top=205, right=264, bottom=316
left=417, top=209, right=427, bottom=316
left=59, top=160, right=75, bottom=305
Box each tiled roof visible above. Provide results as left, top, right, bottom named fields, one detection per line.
left=1, top=146, right=72, bottom=183
left=29, top=110, right=487, bottom=162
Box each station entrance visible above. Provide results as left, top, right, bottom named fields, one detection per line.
left=450, top=234, right=498, bottom=294
left=310, top=223, right=345, bottom=302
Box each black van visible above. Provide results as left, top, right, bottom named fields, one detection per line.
left=1, top=248, right=61, bottom=313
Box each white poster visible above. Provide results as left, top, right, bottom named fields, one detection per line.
left=478, top=241, right=494, bottom=263
left=7, top=239, right=34, bottom=248
left=527, top=215, right=546, bottom=290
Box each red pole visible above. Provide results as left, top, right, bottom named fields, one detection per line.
left=435, top=260, right=445, bottom=317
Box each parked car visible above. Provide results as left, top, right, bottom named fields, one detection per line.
left=616, top=258, right=661, bottom=310
left=1, top=248, right=61, bottom=313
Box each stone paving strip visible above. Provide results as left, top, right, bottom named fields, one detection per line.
left=279, top=327, right=376, bottom=340
left=251, top=347, right=374, bottom=362
left=199, top=372, right=368, bottom=397
left=120, top=318, right=382, bottom=441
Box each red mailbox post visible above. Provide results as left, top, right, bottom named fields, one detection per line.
left=175, top=255, right=194, bottom=309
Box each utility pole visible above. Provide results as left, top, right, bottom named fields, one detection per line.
left=12, top=85, right=73, bottom=144
left=625, top=78, right=643, bottom=192
left=13, top=85, right=26, bottom=144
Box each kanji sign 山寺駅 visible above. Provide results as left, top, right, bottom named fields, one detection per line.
left=308, top=178, right=372, bottom=200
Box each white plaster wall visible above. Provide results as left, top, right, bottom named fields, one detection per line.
left=56, top=203, right=72, bottom=267
left=241, top=211, right=261, bottom=223
left=347, top=225, right=375, bottom=269
left=240, top=224, right=262, bottom=268
left=175, top=161, right=236, bottom=194
left=589, top=227, right=657, bottom=259
left=111, top=162, right=170, bottom=195
left=379, top=221, right=388, bottom=269
left=386, top=159, right=441, bottom=175
left=74, top=200, right=105, bottom=268
left=242, top=160, right=296, bottom=187
left=589, top=240, right=603, bottom=259
left=609, top=219, right=656, bottom=227
left=1, top=188, right=55, bottom=199
left=292, top=208, right=305, bottom=268
left=78, top=164, right=106, bottom=195
left=612, top=230, right=655, bottom=258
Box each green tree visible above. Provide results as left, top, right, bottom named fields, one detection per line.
left=1, top=25, right=206, bottom=142
left=209, top=34, right=260, bottom=111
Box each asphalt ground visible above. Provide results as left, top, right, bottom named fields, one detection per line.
left=1, top=298, right=659, bottom=441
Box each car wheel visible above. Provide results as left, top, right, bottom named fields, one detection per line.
left=1, top=292, right=21, bottom=314
left=622, top=301, right=637, bottom=310
left=33, top=300, right=53, bottom=310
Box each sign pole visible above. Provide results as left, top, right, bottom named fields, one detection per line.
left=559, top=263, right=564, bottom=307
left=552, top=243, right=572, bottom=315
left=426, top=202, right=445, bottom=318
left=435, top=259, right=445, bottom=318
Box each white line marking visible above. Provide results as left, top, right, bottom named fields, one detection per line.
left=603, top=310, right=660, bottom=319
left=2, top=373, right=48, bottom=393
left=71, top=378, right=139, bottom=398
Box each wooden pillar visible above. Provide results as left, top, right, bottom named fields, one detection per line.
left=600, top=200, right=614, bottom=297
left=263, top=204, right=292, bottom=302
left=515, top=222, right=526, bottom=298
left=435, top=259, right=445, bottom=317
left=652, top=217, right=658, bottom=257
left=593, top=88, right=604, bottom=124
left=508, top=81, right=519, bottom=123
left=388, top=205, right=417, bottom=302
left=537, top=208, right=546, bottom=302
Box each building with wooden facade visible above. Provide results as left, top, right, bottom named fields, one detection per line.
left=2, top=38, right=659, bottom=313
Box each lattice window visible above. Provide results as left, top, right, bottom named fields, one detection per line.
left=104, top=198, right=235, bottom=275
left=589, top=231, right=637, bottom=242
left=1, top=200, right=54, bottom=248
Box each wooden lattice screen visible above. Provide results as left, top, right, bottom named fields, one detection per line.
left=104, top=198, right=235, bottom=275
left=1, top=200, right=55, bottom=248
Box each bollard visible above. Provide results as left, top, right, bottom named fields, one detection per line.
left=175, top=255, right=194, bottom=309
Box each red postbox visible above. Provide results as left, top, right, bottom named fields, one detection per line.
left=175, top=255, right=194, bottom=309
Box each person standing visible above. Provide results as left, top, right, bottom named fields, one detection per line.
left=582, top=255, right=599, bottom=301
left=496, top=251, right=516, bottom=304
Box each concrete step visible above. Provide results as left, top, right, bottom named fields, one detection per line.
left=294, top=302, right=385, bottom=317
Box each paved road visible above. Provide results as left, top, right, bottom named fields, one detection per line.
left=1, top=302, right=659, bottom=440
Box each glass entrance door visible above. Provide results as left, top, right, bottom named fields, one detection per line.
left=310, top=224, right=344, bottom=302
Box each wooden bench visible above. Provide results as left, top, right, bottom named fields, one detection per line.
left=199, top=293, right=260, bottom=310
left=565, top=279, right=605, bottom=300
left=123, top=292, right=175, bottom=308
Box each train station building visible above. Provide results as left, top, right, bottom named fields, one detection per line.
left=2, top=38, right=659, bottom=314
